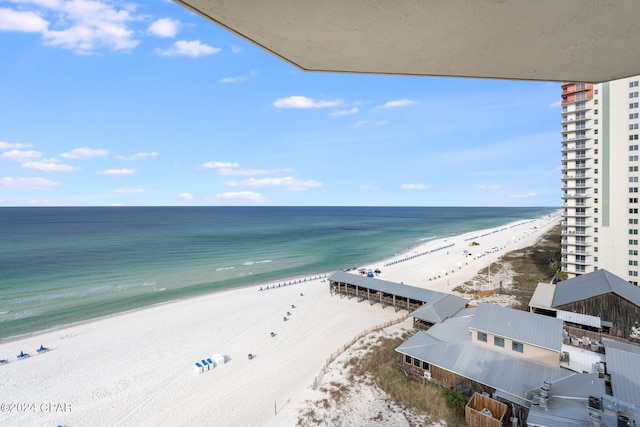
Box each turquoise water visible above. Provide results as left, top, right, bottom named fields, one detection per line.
left=0, top=206, right=556, bottom=339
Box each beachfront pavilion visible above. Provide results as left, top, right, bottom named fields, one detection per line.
left=328, top=270, right=468, bottom=324
left=173, top=1, right=640, bottom=83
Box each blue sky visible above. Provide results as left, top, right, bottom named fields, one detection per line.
left=0, top=1, right=562, bottom=207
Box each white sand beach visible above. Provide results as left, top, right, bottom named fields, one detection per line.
left=0, top=212, right=560, bottom=427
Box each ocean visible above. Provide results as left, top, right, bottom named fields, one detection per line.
left=0, top=206, right=556, bottom=340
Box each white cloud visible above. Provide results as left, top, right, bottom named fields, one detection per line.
left=200, top=161, right=239, bottom=169
left=0, top=176, right=60, bottom=190
left=246, top=176, right=322, bottom=191
left=548, top=100, right=562, bottom=108
left=115, top=188, right=143, bottom=194
left=215, top=191, right=265, bottom=202
left=22, top=160, right=77, bottom=172
left=329, top=107, right=358, bottom=116
left=273, top=96, right=342, bottom=109
left=200, top=161, right=287, bottom=176
left=11, top=0, right=141, bottom=53
left=1, top=149, right=42, bottom=162
left=352, top=120, right=387, bottom=128
left=509, top=192, right=537, bottom=199
left=401, top=183, right=429, bottom=190
left=176, top=192, right=193, bottom=200
left=220, top=70, right=258, bottom=84
left=116, top=151, right=158, bottom=160
left=0, top=8, right=48, bottom=32
left=230, top=45, right=242, bottom=54
left=148, top=18, right=178, bottom=38
left=61, top=147, right=108, bottom=159
left=224, top=180, right=238, bottom=186
left=218, top=168, right=291, bottom=176
left=99, top=168, right=135, bottom=175
left=0, top=141, right=32, bottom=149
left=380, top=99, right=415, bottom=108
left=158, top=40, right=220, bottom=57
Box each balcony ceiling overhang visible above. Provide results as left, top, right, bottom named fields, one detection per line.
left=174, top=0, right=640, bottom=83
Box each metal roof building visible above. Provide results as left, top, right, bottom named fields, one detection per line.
left=552, top=269, right=640, bottom=308
left=328, top=270, right=468, bottom=323
left=470, top=303, right=564, bottom=353
left=396, top=317, right=575, bottom=408
left=409, top=294, right=470, bottom=325
left=527, top=341, right=640, bottom=426
left=603, top=342, right=640, bottom=406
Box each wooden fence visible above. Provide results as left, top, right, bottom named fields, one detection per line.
left=312, top=314, right=409, bottom=389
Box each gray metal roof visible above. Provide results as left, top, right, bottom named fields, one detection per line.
left=602, top=338, right=640, bottom=355
left=548, top=373, right=606, bottom=399
left=328, top=270, right=468, bottom=306
left=552, top=269, right=640, bottom=308
left=396, top=331, right=574, bottom=405
left=426, top=315, right=474, bottom=344
left=556, top=310, right=601, bottom=329
left=526, top=396, right=620, bottom=427
left=410, top=294, right=469, bottom=324
left=605, top=347, right=640, bottom=405
left=452, top=307, right=477, bottom=319
left=469, top=303, right=564, bottom=352
left=528, top=283, right=557, bottom=311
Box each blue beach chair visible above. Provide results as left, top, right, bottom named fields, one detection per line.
left=36, top=344, right=49, bottom=353
left=194, top=362, right=204, bottom=373
left=17, top=350, right=28, bottom=360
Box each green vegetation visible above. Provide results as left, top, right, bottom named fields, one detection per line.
left=456, top=223, right=562, bottom=309
left=349, top=334, right=466, bottom=427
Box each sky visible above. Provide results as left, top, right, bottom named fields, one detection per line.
left=0, top=1, right=563, bottom=207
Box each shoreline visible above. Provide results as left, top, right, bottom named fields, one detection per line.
left=0, top=212, right=561, bottom=426
left=1, top=211, right=558, bottom=343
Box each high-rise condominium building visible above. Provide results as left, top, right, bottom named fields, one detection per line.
left=561, top=76, right=640, bottom=284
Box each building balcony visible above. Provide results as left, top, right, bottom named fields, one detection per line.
left=563, top=258, right=590, bottom=266
left=562, top=231, right=592, bottom=238
left=562, top=202, right=591, bottom=209
left=561, top=164, right=589, bottom=172
left=563, top=265, right=588, bottom=275
left=562, top=183, right=591, bottom=189
left=561, top=144, right=590, bottom=153
left=561, top=220, right=590, bottom=227
left=562, top=211, right=588, bottom=218
left=564, top=238, right=591, bottom=246
left=561, top=115, right=589, bottom=123
left=563, top=248, right=591, bottom=256
left=562, top=192, right=590, bottom=199
left=561, top=173, right=591, bottom=180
